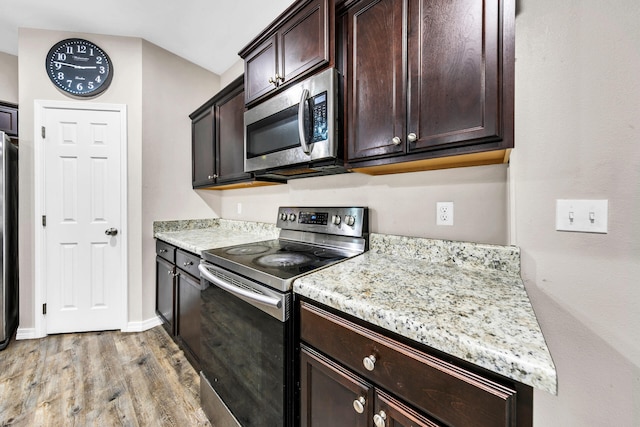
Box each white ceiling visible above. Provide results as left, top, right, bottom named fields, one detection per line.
left=0, top=0, right=296, bottom=75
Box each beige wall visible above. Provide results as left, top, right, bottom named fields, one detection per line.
left=216, top=165, right=509, bottom=243
left=0, top=51, right=18, bottom=104
left=511, top=0, right=640, bottom=425
left=17, top=28, right=220, bottom=330
left=140, top=40, right=220, bottom=321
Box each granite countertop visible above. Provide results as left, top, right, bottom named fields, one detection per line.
left=153, top=218, right=279, bottom=254
left=294, top=233, right=558, bottom=395
left=154, top=219, right=557, bottom=394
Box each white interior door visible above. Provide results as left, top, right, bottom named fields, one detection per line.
left=39, top=103, right=126, bottom=334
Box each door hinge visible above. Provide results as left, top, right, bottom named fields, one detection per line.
left=41, top=126, right=46, bottom=139
left=42, top=303, right=47, bottom=315
left=42, top=215, right=46, bottom=227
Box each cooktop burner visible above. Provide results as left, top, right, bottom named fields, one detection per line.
left=201, top=207, right=369, bottom=292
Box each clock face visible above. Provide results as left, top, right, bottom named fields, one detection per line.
left=46, top=38, right=113, bottom=97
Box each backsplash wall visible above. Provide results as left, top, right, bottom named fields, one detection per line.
left=210, top=163, right=509, bottom=245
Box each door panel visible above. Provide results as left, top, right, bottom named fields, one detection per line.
left=347, top=0, right=405, bottom=161
left=43, top=106, right=123, bottom=334
left=407, top=0, right=500, bottom=150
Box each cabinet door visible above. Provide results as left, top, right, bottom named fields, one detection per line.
left=374, top=390, right=443, bottom=427
left=279, top=0, right=330, bottom=84
left=407, top=0, right=502, bottom=151
left=0, top=103, right=18, bottom=137
left=346, top=0, right=406, bottom=161
left=156, top=256, right=176, bottom=335
left=216, top=82, right=251, bottom=184
left=301, top=346, right=372, bottom=427
left=177, top=271, right=201, bottom=365
left=244, top=35, right=278, bottom=105
left=191, top=106, right=216, bottom=187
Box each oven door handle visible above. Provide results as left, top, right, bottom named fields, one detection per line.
left=297, top=88, right=312, bottom=155
left=198, top=263, right=282, bottom=309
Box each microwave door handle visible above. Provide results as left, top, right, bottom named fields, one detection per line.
left=198, top=263, right=282, bottom=309
left=297, top=88, right=312, bottom=155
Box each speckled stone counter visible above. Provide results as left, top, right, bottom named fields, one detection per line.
left=153, top=218, right=279, bottom=255
left=294, top=233, right=558, bottom=395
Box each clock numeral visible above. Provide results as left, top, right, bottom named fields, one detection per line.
left=57, top=53, right=67, bottom=61
left=89, top=48, right=95, bottom=56
left=95, top=76, right=102, bottom=83
left=58, top=72, right=64, bottom=80
left=99, top=66, right=106, bottom=74
left=55, top=63, right=62, bottom=70
left=96, top=56, right=103, bottom=64
left=65, top=46, right=73, bottom=54
left=66, top=80, right=73, bottom=88
left=77, top=83, right=84, bottom=91
left=77, top=45, right=87, bottom=54
left=88, top=82, right=95, bottom=90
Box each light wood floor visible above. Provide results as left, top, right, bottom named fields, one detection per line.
left=0, top=326, right=211, bottom=426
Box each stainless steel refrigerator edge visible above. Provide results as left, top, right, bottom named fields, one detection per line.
left=0, top=131, right=18, bottom=350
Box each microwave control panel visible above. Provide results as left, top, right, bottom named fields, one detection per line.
left=310, top=91, right=328, bottom=143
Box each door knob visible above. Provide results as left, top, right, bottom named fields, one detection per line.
left=105, top=228, right=118, bottom=236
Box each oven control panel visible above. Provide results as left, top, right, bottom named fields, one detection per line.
left=276, top=207, right=368, bottom=238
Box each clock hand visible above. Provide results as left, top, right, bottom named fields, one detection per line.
left=53, top=61, right=97, bottom=70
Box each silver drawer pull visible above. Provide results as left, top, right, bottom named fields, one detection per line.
left=407, top=132, right=417, bottom=142
left=159, top=249, right=167, bottom=253
left=183, top=261, right=194, bottom=267
left=391, top=136, right=401, bottom=145
left=373, top=410, right=387, bottom=427
left=363, top=355, right=376, bottom=371
left=352, top=396, right=366, bottom=414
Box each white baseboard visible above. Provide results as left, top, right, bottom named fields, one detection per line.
left=16, top=327, right=41, bottom=340
left=15, top=316, right=162, bottom=339
left=122, top=316, right=163, bottom=333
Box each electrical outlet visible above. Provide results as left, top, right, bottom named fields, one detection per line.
left=437, top=202, right=454, bottom=226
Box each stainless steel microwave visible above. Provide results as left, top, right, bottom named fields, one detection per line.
left=244, top=68, right=346, bottom=180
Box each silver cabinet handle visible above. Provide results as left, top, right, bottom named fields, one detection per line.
left=297, top=88, right=312, bottom=155
left=373, top=411, right=387, bottom=427
left=183, top=261, right=194, bottom=267
left=352, top=396, right=366, bottom=414
left=105, top=227, right=118, bottom=236
left=159, top=249, right=167, bottom=253
left=391, top=136, right=401, bottom=145
left=268, top=76, right=275, bottom=84
left=407, top=132, right=417, bottom=142
left=207, top=174, right=217, bottom=180
left=363, top=355, right=376, bottom=371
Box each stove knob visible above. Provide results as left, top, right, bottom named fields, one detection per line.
left=279, top=213, right=288, bottom=221
left=288, top=213, right=297, bottom=222
left=332, top=215, right=341, bottom=225
left=345, top=215, right=356, bottom=227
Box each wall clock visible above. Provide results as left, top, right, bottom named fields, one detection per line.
left=45, top=38, right=113, bottom=97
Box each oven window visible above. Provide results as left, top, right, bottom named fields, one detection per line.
left=201, top=281, right=294, bottom=426
left=246, top=104, right=300, bottom=158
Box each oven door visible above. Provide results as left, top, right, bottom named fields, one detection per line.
left=199, top=263, right=295, bottom=427
left=244, top=67, right=338, bottom=173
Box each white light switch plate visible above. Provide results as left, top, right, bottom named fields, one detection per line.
left=555, top=199, right=608, bottom=233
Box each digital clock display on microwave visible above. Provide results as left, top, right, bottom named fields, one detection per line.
left=299, top=212, right=328, bottom=225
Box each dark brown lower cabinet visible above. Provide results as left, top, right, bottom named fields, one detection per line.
left=301, top=345, right=441, bottom=427
left=300, top=301, right=532, bottom=427
left=155, top=240, right=201, bottom=370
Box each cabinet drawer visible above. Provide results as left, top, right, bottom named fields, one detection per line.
left=300, top=302, right=517, bottom=427
left=156, top=240, right=176, bottom=263
left=176, top=249, right=200, bottom=278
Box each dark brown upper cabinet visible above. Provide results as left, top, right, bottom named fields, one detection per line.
left=190, top=76, right=281, bottom=190
left=342, top=0, right=515, bottom=174
left=0, top=102, right=18, bottom=138
left=240, top=0, right=333, bottom=106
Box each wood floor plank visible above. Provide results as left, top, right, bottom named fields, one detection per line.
left=0, top=327, right=211, bottom=427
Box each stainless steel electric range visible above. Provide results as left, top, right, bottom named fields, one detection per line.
left=198, top=206, right=369, bottom=427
